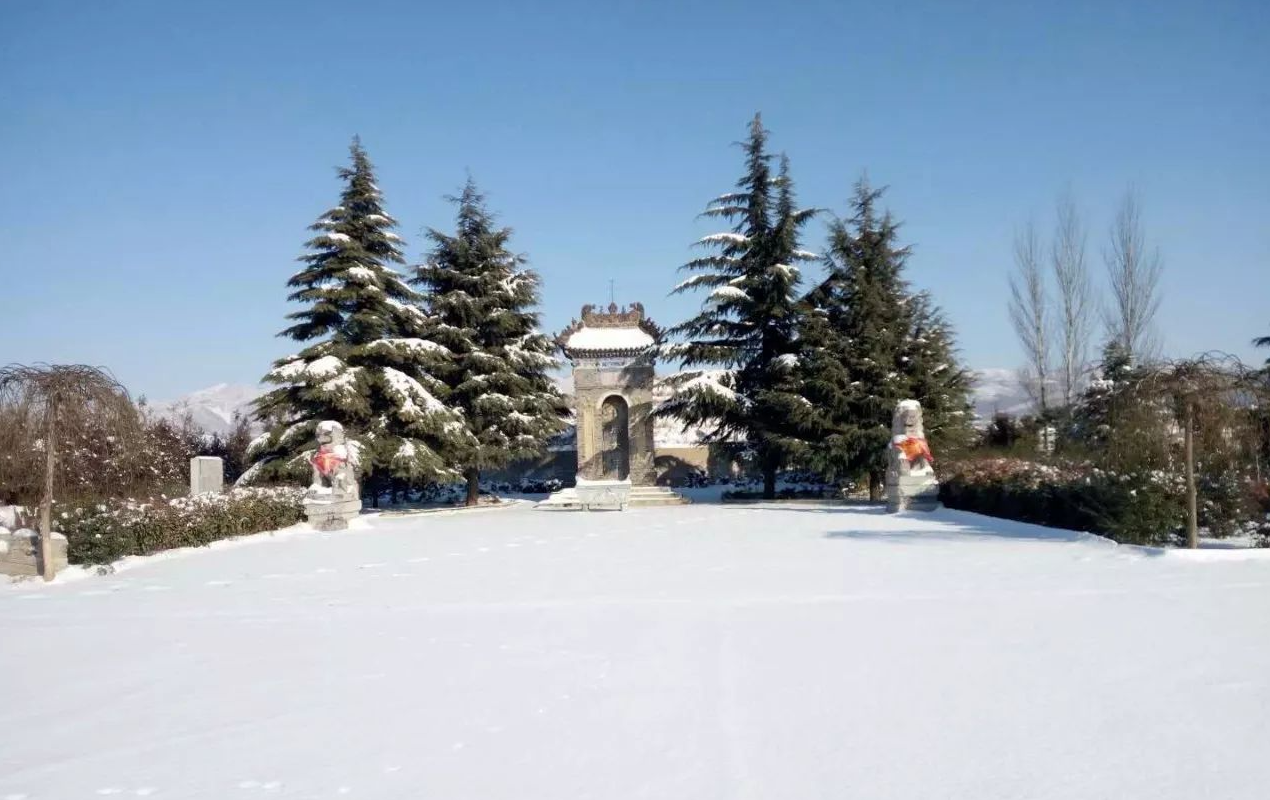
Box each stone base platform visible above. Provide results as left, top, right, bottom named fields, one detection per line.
left=303, top=495, right=362, bottom=531
left=1, top=528, right=69, bottom=578
left=537, top=485, right=690, bottom=510
left=886, top=473, right=941, bottom=513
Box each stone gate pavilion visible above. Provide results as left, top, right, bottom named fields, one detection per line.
left=538, top=303, right=688, bottom=509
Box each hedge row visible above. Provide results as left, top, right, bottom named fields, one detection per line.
left=939, top=459, right=1187, bottom=546
left=55, top=487, right=307, bottom=566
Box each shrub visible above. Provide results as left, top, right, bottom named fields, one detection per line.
left=939, top=458, right=1188, bottom=546
left=56, top=487, right=306, bottom=566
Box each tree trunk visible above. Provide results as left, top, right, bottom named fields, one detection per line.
left=868, top=471, right=883, bottom=503
left=1184, top=399, right=1197, bottom=549
left=762, top=464, right=776, bottom=500
left=39, top=396, right=57, bottom=581
left=466, top=468, right=481, bottom=507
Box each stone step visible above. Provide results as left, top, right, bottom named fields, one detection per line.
left=536, top=486, right=690, bottom=510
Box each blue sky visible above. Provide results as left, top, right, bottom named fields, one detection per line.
left=2, top=0, right=1267, bottom=400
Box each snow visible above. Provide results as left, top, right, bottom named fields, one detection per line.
left=314, top=232, right=352, bottom=245
left=267, top=360, right=306, bottom=381
left=382, top=367, right=447, bottom=417
left=673, top=370, right=737, bottom=401
left=385, top=297, right=428, bottom=324
left=344, top=265, right=378, bottom=282
left=773, top=353, right=799, bottom=368
left=708, top=285, right=749, bottom=303
left=564, top=326, right=655, bottom=352
left=304, top=355, right=345, bottom=379
left=769, top=262, right=799, bottom=279
left=698, top=232, right=749, bottom=246
left=367, top=338, right=449, bottom=357
left=3, top=504, right=1269, bottom=799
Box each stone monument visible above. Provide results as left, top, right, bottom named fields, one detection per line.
left=538, top=302, right=688, bottom=510
left=189, top=456, right=224, bottom=495
left=302, top=420, right=362, bottom=530
left=885, top=399, right=940, bottom=512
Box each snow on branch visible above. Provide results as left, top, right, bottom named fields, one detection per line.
left=673, top=273, right=728, bottom=293
left=367, top=338, right=450, bottom=358
left=708, top=286, right=750, bottom=304
left=313, top=233, right=352, bottom=246
left=382, top=367, right=447, bottom=419
left=305, top=355, right=345, bottom=379
left=697, top=233, right=750, bottom=246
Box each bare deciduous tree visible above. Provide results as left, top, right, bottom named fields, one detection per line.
left=1051, top=192, right=1093, bottom=406
left=1009, top=221, right=1050, bottom=411
left=1103, top=189, right=1163, bottom=363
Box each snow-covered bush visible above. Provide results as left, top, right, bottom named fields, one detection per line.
left=940, top=458, right=1187, bottom=546
left=57, top=487, right=305, bottom=566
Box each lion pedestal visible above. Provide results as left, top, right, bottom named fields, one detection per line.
left=303, top=421, right=362, bottom=531
left=885, top=400, right=940, bottom=512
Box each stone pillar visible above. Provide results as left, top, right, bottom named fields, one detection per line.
left=189, top=456, right=224, bottom=495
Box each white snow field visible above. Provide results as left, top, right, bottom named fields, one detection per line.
left=4, top=503, right=1269, bottom=800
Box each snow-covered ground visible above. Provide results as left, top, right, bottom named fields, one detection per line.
left=4, top=504, right=1269, bottom=799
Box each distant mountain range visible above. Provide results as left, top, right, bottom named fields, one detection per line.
left=150, top=369, right=1035, bottom=436
left=146, top=383, right=261, bottom=435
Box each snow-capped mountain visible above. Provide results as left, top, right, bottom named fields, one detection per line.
left=152, top=369, right=1033, bottom=437
left=147, top=383, right=261, bottom=435
left=970, top=368, right=1033, bottom=421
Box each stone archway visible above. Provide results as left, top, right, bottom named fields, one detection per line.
left=599, top=395, right=630, bottom=480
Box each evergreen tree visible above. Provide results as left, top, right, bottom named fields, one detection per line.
left=661, top=114, right=818, bottom=499
left=899, top=291, right=974, bottom=453
left=800, top=180, right=971, bottom=497
left=1256, top=327, right=1270, bottom=367
left=247, top=138, right=469, bottom=490
left=413, top=178, right=567, bottom=505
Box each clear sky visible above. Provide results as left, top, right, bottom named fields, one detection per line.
left=2, top=0, right=1267, bottom=400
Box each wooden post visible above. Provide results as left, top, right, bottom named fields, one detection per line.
left=1184, top=398, right=1198, bottom=550
left=39, top=394, right=57, bottom=581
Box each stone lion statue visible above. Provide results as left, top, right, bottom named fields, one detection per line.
left=308, top=420, right=358, bottom=497
left=889, top=399, right=934, bottom=477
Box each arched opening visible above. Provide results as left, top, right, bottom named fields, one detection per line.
left=599, top=395, right=630, bottom=480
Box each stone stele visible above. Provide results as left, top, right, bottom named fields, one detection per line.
left=302, top=421, right=362, bottom=531
left=189, top=456, right=224, bottom=495
left=885, top=399, right=941, bottom=512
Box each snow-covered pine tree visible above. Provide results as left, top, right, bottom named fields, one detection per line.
left=247, top=138, right=470, bottom=491
left=898, top=291, right=974, bottom=453
left=413, top=178, right=567, bottom=505
left=800, top=179, right=970, bottom=497
left=661, top=114, right=818, bottom=499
